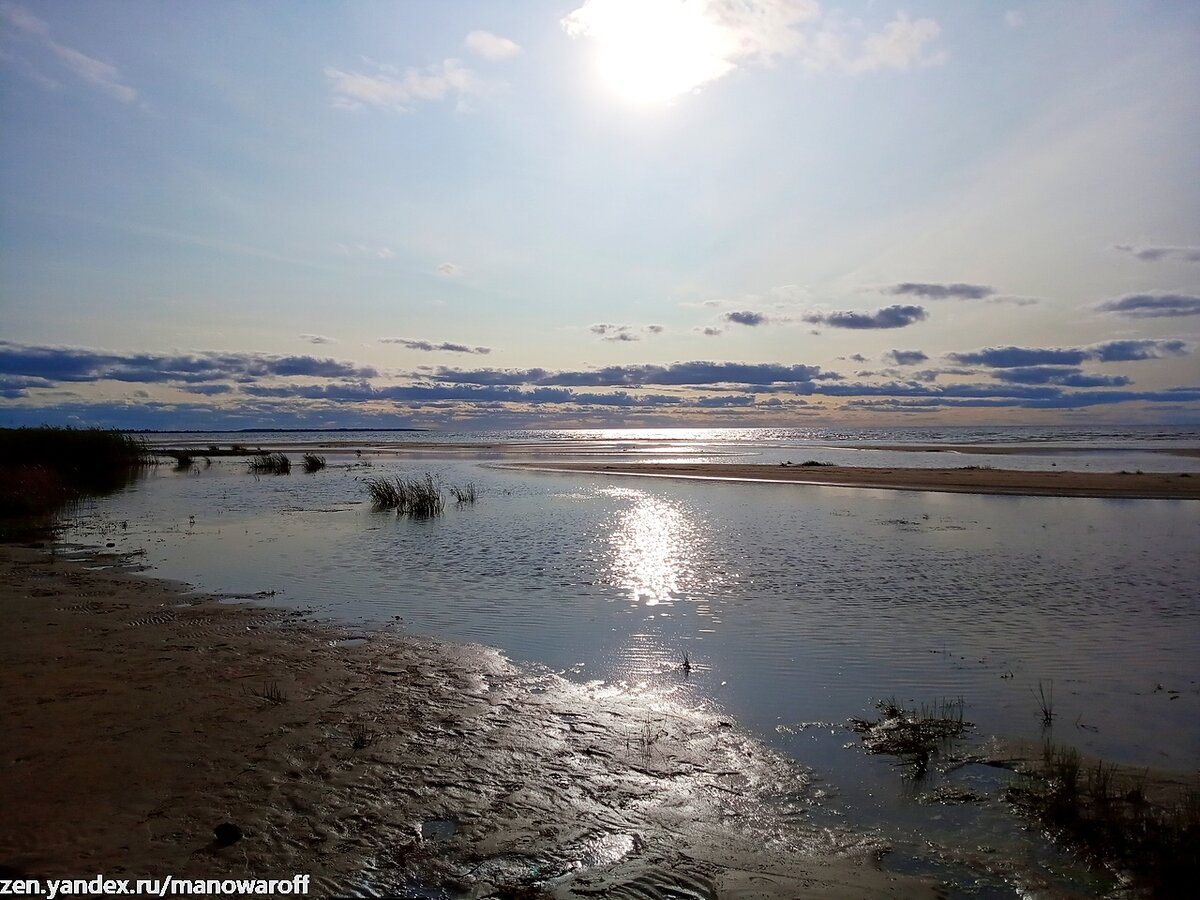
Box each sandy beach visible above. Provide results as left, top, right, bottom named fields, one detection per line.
left=0, top=544, right=934, bottom=898
left=502, top=461, right=1200, bottom=499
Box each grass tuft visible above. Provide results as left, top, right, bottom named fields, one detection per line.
left=248, top=452, right=291, bottom=475
left=247, top=681, right=287, bottom=705
left=851, top=696, right=970, bottom=779
left=1034, top=679, right=1055, bottom=727
left=449, top=482, right=477, bottom=504
left=364, top=473, right=445, bottom=517
left=302, top=453, right=327, bottom=473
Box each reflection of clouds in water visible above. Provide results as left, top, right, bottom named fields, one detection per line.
left=603, top=487, right=713, bottom=606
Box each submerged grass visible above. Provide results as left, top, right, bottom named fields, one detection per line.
left=449, top=482, right=477, bottom=504
left=364, top=473, right=445, bottom=517
left=851, top=697, right=970, bottom=779
left=1009, top=740, right=1200, bottom=895
left=0, top=426, right=151, bottom=524
left=247, top=452, right=291, bottom=475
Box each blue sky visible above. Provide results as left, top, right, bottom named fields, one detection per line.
left=2, top=0, right=1198, bottom=429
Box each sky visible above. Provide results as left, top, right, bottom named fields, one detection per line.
left=1, top=0, right=1198, bottom=431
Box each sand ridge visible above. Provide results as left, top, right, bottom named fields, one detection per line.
left=500, top=461, right=1200, bottom=500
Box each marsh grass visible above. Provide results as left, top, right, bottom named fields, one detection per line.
left=248, top=452, right=291, bottom=475
left=1034, top=679, right=1055, bottom=727
left=1009, top=741, right=1200, bottom=894
left=349, top=720, right=380, bottom=750
left=449, top=482, right=477, bottom=504
left=0, top=426, right=151, bottom=521
left=851, top=697, right=970, bottom=778
left=302, top=453, right=327, bottom=473
left=364, top=473, right=445, bottom=517
left=246, top=681, right=287, bottom=706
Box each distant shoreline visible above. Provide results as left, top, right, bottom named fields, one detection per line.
left=503, top=461, right=1200, bottom=500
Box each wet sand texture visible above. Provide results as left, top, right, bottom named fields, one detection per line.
left=0, top=546, right=933, bottom=898
left=504, top=462, right=1200, bottom=499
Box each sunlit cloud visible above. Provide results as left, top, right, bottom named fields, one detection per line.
left=465, top=30, right=522, bottom=61
left=326, top=58, right=487, bottom=112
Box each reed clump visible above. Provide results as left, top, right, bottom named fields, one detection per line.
left=449, top=482, right=477, bottom=504
left=851, top=697, right=970, bottom=778
left=1009, top=741, right=1200, bottom=894
left=248, top=452, right=291, bottom=475
left=0, top=426, right=150, bottom=520
left=302, top=453, right=327, bottom=473
left=364, top=473, right=445, bottom=517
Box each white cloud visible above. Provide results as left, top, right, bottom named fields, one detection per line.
left=438, top=262, right=463, bottom=276
left=1005, top=10, right=1026, bottom=29
left=0, top=1, right=48, bottom=35
left=849, top=13, right=943, bottom=73
left=299, top=334, right=335, bottom=345
left=465, top=30, right=522, bottom=61
left=0, top=2, right=137, bottom=103
left=326, top=59, right=486, bottom=112
left=48, top=41, right=137, bottom=103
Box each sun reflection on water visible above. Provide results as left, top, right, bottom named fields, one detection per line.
left=604, top=486, right=712, bottom=606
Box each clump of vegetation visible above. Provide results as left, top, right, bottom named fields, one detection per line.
left=1034, top=679, right=1054, bottom=727
left=1008, top=741, right=1200, bottom=894
left=364, top=473, right=445, bottom=517
left=0, top=426, right=151, bottom=522
left=247, top=681, right=287, bottom=706
left=850, top=697, right=970, bottom=778
left=799, top=459, right=833, bottom=467
left=449, top=482, right=477, bottom=504
left=248, top=452, right=291, bottom=475
left=302, top=453, right=327, bottom=473
left=349, top=720, right=380, bottom=750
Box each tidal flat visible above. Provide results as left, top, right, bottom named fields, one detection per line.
left=5, top=432, right=1198, bottom=896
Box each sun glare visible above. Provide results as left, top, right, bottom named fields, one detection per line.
left=565, top=0, right=732, bottom=106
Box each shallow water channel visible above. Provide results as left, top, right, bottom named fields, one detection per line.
left=61, top=449, right=1200, bottom=896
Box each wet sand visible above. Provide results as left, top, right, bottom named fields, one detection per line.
left=0, top=544, right=933, bottom=898
left=503, top=462, right=1200, bottom=500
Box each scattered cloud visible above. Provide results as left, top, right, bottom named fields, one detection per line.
left=848, top=12, right=944, bottom=74
left=0, top=2, right=138, bottom=103
left=1004, top=10, right=1025, bottom=29
left=438, top=262, right=463, bottom=276
left=1114, top=244, right=1200, bottom=263
left=334, top=243, right=394, bottom=259
left=990, top=366, right=1131, bottom=387
left=429, top=360, right=837, bottom=387
left=465, top=30, right=522, bottom=61
left=700, top=326, right=723, bottom=336
left=886, top=282, right=994, bottom=300
left=949, top=339, right=1188, bottom=368
left=804, top=304, right=927, bottom=329
left=380, top=338, right=491, bottom=354
left=299, top=334, right=335, bottom=345
left=0, top=341, right=377, bottom=385
left=1095, top=293, right=1200, bottom=318
left=590, top=324, right=665, bottom=342
left=326, top=58, right=486, bottom=112
left=724, top=310, right=767, bottom=326
left=886, top=349, right=929, bottom=366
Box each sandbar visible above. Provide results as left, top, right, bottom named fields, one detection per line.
left=0, top=544, right=933, bottom=897
left=503, top=462, right=1200, bottom=499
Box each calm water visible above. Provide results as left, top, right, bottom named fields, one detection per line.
left=62, top=428, right=1200, bottom=895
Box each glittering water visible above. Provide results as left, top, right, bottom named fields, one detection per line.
left=62, top=432, right=1200, bottom=895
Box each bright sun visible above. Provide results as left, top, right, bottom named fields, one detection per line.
left=564, top=0, right=732, bottom=106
